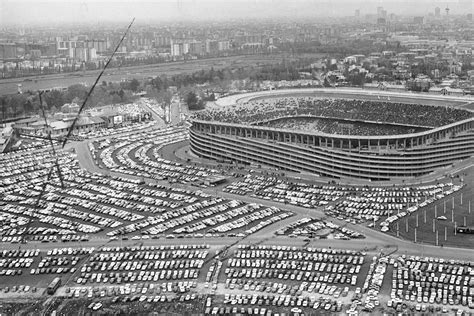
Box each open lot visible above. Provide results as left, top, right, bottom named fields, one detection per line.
left=387, top=176, right=474, bottom=248
left=275, top=217, right=365, bottom=240
left=1, top=90, right=474, bottom=315
left=0, top=53, right=312, bottom=95
left=2, top=128, right=302, bottom=261
left=0, top=244, right=472, bottom=315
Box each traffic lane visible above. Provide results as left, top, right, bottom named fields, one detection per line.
left=2, top=236, right=470, bottom=261
left=169, top=102, right=181, bottom=125
left=203, top=189, right=474, bottom=260
left=67, top=148, right=474, bottom=263
left=62, top=131, right=474, bottom=261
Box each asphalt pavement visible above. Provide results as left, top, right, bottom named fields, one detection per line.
left=15, top=89, right=474, bottom=261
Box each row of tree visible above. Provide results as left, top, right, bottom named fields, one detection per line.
left=2, top=57, right=357, bottom=119
left=0, top=81, right=138, bottom=119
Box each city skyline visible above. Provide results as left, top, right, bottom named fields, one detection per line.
left=1, top=0, right=473, bottom=26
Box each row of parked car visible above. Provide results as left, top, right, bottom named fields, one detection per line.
left=325, top=183, right=460, bottom=225
left=0, top=247, right=94, bottom=277
left=0, top=149, right=80, bottom=238
left=391, top=255, right=474, bottom=309
left=75, top=268, right=201, bottom=285
left=360, top=256, right=388, bottom=312
left=66, top=280, right=197, bottom=300
left=0, top=249, right=40, bottom=258
left=234, top=245, right=364, bottom=263
left=1, top=285, right=37, bottom=294
left=91, top=245, right=209, bottom=260
left=224, top=245, right=364, bottom=301
left=2, top=198, right=102, bottom=235
left=0, top=247, right=90, bottom=278
left=70, top=245, right=210, bottom=285
left=139, top=202, right=288, bottom=238
left=224, top=175, right=346, bottom=208
left=217, top=293, right=344, bottom=313
left=93, top=127, right=220, bottom=184
left=1, top=150, right=111, bottom=235
left=1, top=140, right=295, bottom=242
left=77, top=120, right=156, bottom=141
left=380, top=184, right=463, bottom=231
left=0, top=148, right=69, bottom=179
left=0, top=256, right=33, bottom=269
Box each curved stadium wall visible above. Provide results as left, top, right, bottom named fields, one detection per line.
left=189, top=117, right=474, bottom=181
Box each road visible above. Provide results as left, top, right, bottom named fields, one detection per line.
left=16, top=131, right=474, bottom=262
left=8, top=88, right=474, bottom=261
left=139, top=101, right=165, bottom=124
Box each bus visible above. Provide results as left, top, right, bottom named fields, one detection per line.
left=47, top=277, right=61, bottom=295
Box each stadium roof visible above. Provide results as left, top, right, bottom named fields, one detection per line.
left=191, top=117, right=474, bottom=141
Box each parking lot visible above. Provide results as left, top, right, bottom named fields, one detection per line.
left=1, top=111, right=474, bottom=315
left=76, top=245, right=209, bottom=285
left=390, top=255, right=474, bottom=312
left=387, top=180, right=474, bottom=248
left=91, top=126, right=223, bottom=185
left=0, top=240, right=472, bottom=315
left=222, top=174, right=464, bottom=243
left=2, top=142, right=300, bottom=242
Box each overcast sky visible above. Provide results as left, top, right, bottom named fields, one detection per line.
left=1, top=0, right=473, bottom=26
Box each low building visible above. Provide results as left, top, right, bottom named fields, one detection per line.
left=61, top=103, right=80, bottom=114
left=0, top=126, right=14, bottom=153
left=203, top=175, right=227, bottom=186
left=13, top=117, right=38, bottom=128
left=48, top=116, right=106, bottom=136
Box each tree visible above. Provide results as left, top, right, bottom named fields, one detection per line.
left=186, top=91, right=204, bottom=110
left=112, top=94, right=122, bottom=104
left=9, top=94, right=27, bottom=116
left=347, top=72, right=366, bottom=86
left=44, top=90, right=64, bottom=109
left=118, top=89, right=125, bottom=101
left=66, top=84, right=89, bottom=103
left=129, top=78, right=140, bottom=92
left=24, top=100, right=34, bottom=113
left=72, top=97, right=82, bottom=105
left=323, top=77, right=332, bottom=87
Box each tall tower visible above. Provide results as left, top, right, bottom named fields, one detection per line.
left=377, top=6, right=383, bottom=17
left=445, top=6, right=450, bottom=16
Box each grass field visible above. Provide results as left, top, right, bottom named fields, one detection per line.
left=0, top=53, right=324, bottom=95
left=388, top=177, right=474, bottom=248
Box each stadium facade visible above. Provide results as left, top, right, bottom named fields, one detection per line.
left=190, top=91, right=474, bottom=181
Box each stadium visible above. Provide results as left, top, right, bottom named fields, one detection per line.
left=189, top=89, right=474, bottom=181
